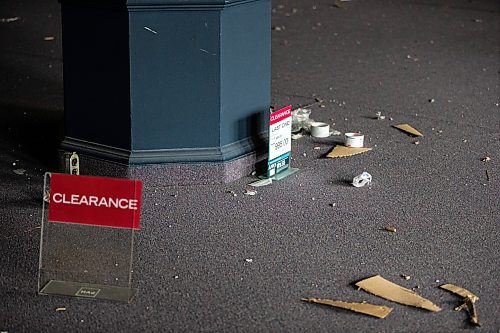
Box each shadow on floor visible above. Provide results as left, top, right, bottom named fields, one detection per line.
left=0, top=103, right=63, bottom=169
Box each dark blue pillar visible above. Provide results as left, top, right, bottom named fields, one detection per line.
left=60, top=0, right=271, bottom=185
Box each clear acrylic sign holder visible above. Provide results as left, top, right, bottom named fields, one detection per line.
left=38, top=173, right=138, bottom=302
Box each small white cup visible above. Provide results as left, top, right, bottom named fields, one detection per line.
left=310, top=122, right=330, bottom=138
left=344, top=132, right=364, bottom=147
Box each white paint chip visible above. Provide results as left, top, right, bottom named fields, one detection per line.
left=144, top=26, right=157, bottom=34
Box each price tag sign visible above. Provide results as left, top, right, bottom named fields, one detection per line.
left=268, top=105, right=292, bottom=178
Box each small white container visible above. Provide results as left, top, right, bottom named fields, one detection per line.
left=344, top=132, right=364, bottom=147
left=310, top=122, right=330, bottom=138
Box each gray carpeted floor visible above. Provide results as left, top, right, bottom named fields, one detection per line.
left=1, top=0, right=499, bottom=332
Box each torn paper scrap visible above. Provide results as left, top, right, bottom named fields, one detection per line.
left=440, top=284, right=479, bottom=302
left=393, top=124, right=423, bottom=137
left=327, top=145, right=372, bottom=158
left=302, top=297, right=393, bottom=319
left=355, top=275, right=441, bottom=312
left=440, top=284, right=480, bottom=326
left=462, top=297, right=480, bottom=326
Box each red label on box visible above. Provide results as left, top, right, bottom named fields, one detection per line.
left=269, top=105, right=292, bottom=125
left=48, top=173, right=142, bottom=229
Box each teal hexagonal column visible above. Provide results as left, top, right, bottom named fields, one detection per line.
left=60, top=0, right=271, bottom=185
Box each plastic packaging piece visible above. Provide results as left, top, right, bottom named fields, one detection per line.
left=345, top=132, right=364, bottom=147
left=69, top=152, right=79, bottom=175
left=375, top=111, right=386, bottom=120
left=310, top=122, right=330, bottom=138
left=291, top=108, right=312, bottom=133
left=63, top=152, right=80, bottom=175
left=352, top=172, right=372, bottom=187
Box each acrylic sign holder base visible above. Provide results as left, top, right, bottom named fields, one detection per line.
left=38, top=173, right=141, bottom=303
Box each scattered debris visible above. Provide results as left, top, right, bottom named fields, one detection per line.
left=244, top=189, right=257, bottom=196
left=13, top=169, right=26, bottom=175
left=352, top=172, right=372, bottom=188
left=375, top=111, right=386, bottom=120
left=384, top=227, right=397, bottom=233
left=327, top=145, right=372, bottom=158
left=355, top=275, right=441, bottom=312
left=440, top=283, right=480, bottom=326
left=401, top=275, right=411, bottom=280
left=291, top=133, right=304, bottom=140
left=226, top=190, right=237, bottom=197
left=330, top=130, right=342, bottom=136
left=248, top=178, right=272, bottom=187
left=44, top=36, right=55, bottom=41
left=481, top=156, right=491, bottom=162
left=393, top=124, right=423, bottom=137
left=291, top=108, right=312, bottom=132
left=310, top=122, right=330, bottom=138
left=332, top=1, right=348, bottom=9
left=345, top=132, right=364, bottom=147
left=302, top=297, right=393, bottom=319
left=0, top=17, right=20, bottom=23
left=245, top=258, right=253, bottom=263
left=55, top=307, right=66, bottom=312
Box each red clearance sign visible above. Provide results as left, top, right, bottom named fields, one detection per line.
left=48, top=173, right=142, bottom=230
left=269, top=105, right=292, bottom=125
